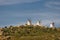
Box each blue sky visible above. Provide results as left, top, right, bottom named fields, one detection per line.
left=0, top=0, right=60, bottom=27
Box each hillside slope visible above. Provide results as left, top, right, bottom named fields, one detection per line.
left=1, top=25, right=60, bottom=40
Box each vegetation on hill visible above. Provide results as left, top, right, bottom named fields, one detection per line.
left=1, top=25, right=60, bottom=40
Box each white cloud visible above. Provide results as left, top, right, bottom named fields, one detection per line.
left=0, top=0, right=40, bottom=5
left=45, top=1, right=60, bottom=10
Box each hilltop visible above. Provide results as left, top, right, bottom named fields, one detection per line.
left=0, top=25, right=60, bottom=40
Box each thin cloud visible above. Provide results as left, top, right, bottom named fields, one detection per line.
left=45, top=1, right=60, bottom=10
left=0, top=0, right=40, bottom=5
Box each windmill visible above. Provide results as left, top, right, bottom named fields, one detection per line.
left=50, top=22, right=55, bottom=28
left=36, top=20, right=42, bottom=26
left=26, top=18, right=32, bottom=25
